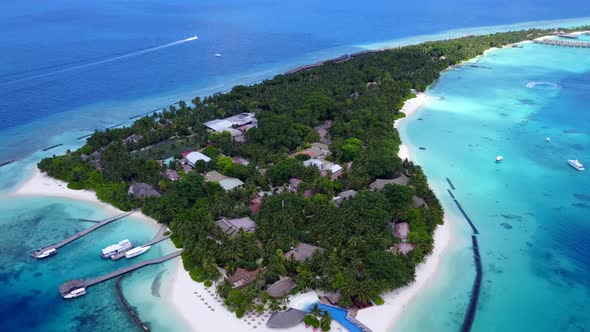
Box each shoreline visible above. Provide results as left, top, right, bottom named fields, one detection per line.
left=395, top=92, right=429, bottom=161
left=169, top=259, right=325, bottom=332
left=9, top=26, right=589, bottom=332
left=349, top=92, right=455, bottom=332
left=12, top=167, right=159, bottom=226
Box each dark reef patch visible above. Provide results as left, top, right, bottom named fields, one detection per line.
left=500, top=223, right=512, bottom=229
left=572, top=203, right=590, bottom=209
left=573, top=193, right=590, bottom=202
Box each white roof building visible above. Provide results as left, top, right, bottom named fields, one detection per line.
left=186, top=151, right=211, bottom=167
left=303, top=159, right=324, bottom=170
left=326, top=163, right=342, bottom=174
left=219, top=178, right=244, bottom=191
left=204, top=119, right=233, bottom=132
left=225, top=113, right=256, bottom=126
left=204, top=113, right=257, bottom=132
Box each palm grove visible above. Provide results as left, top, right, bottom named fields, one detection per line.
left=39, top=28, right=574, bottom=316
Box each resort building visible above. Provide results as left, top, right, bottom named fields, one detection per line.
left=369, top=173, right=410, bottom=191
left=128, top=182, right=161, bottom=198
left=393, top=222, right=410, bottom=241
left=185, top=151, right=211, bottom=167
left=123, top=133, right=142, bottom=145
left=412, top=196, right=427, bottom=208
left=163, top=169, right=180, bottom=181
left=203, top=113, right=257, bottom=141
left=267, top=277, right=297, bottom=298
left=204, top=171, right=244, bottom=191
left=303, top=158, right=324, bottom=169
left=285, top=243, right=325, bottom=262
left=227, top=267, right=263, bottom=289
left=389, top=243, right=415, bottom=256
left=215, top=217, right=258, bottom=237
left=288, top=178, right=302, bottom=192
left=333, top=189, right=358, bottom=205
left=231, top=156, right=250, bottom=166
left=266, top=308, right=308, bottom=329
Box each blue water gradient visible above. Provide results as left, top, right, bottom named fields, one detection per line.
left=396, top=41, right=590, bottom=331
left=2, top=1, right=590, bottom=331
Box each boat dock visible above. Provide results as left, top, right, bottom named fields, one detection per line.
left=110, top=223, right=170, bottom=260
left=32, top=210, right=137, bottom=259
left=59, top=250, right=183, bottom=298
left=534, top=38, right=590, bottom=48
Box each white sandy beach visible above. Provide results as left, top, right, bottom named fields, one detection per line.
left=13, top=167, right=158, bottom=224
left=345, top=92, right=454, bottom=332
left=356, top=218, right=452, bottom=332
left=169, top=260, right=342, bottom=332
left=395, top=92, right=429, bottom=161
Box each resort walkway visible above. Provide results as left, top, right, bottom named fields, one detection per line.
left=32, top=210, right=137, bottom=258
left=60, top=250, right=183, bottom=297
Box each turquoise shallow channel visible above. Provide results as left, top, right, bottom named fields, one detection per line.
left=395, top=40, right=590, bottom=331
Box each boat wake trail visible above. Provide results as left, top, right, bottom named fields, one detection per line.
left=0, top=36, right=198, bottom=86
left=525, top=81, right=560, bottom=89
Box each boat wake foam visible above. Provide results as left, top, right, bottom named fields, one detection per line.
left=0, top=36, right=198, bottom=86
left=525, top=81, right=559, bottom=89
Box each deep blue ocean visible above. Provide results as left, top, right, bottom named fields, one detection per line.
left=1, top=1, right=590, bottom=331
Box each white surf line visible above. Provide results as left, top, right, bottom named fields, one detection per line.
left=1, top=36, right=198, bottom=86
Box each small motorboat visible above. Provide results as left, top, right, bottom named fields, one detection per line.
left=546, top=137, right=550, bottom=142
left=568, top=159, right=585, bottom=171
left=496, top=156, right=503, bottom=163
left=214, top=53, right=222, bottom=58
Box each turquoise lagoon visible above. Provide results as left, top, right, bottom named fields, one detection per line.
left=395, top=41, right=590, bottom=331
left=2, top=1, right=590, bottom=331
left=0, top=196, right=186, bottom=331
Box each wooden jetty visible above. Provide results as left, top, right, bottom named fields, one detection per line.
left=42, top=143, right=64, bottom=151
left=59, top=250, right=183, bottom=298
left=534, top=38, right=590, bottom=48
left=110, top=223, right=170, bottom=260
left=31, top=210, right=137, bottom=259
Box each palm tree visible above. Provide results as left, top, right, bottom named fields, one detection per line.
left=202, top=258, right=221, bottom=281
left=215, top=279, right=232, bottom=298
left=309, top=303, right=323, bottom=317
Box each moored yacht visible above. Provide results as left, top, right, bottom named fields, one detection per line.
left=64, top=288, right=86, bottom=299
left=32, top=248, right=57, bottom=259
left=568, top=159, right=585, bottom=171
left=496, top=155, right=503, bottom=163
left=101, top=239, right=133, bottom=258
left=125, top=245, right=151, bottom=259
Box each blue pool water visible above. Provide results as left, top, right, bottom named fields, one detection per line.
left=307, top=303, right=362, bottom=332
left=395, top=40, right=590, bottom=331
left=2, top=1, right=590, bottom=331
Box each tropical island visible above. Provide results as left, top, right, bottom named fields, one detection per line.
left=37, top=27, right=587, bottom=330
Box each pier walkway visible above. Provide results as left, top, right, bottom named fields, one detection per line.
left=534, top=38, right=590, bottom=48
left=60, top=250, right=183, bottom=297
left=110, top=223, right=170, bottom=260
left=32, top=210, right=137, bottom=258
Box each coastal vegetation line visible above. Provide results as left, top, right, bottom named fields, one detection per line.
left=38, top=25, right=588, bottom=327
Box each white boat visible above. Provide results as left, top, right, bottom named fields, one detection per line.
left=33, top=248, right=57, bottom=258
left=568, top=159, right=585, bottom=171
left=101, top=239, right=133, bottom=258
left=546, top=137, right=550, bottom=142
left=125, top=245, right=151, bottom=259
left=214, top=53, right=222, bottom=58
left=64, top=288, right=86, bottom=299
left=496, top=155, right=503, bottom=163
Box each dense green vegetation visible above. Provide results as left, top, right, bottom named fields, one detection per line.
left=38, top=28, right=587, bottom=314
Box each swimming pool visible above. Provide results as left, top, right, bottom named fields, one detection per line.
left=306, top=303, right=363, bottom=332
